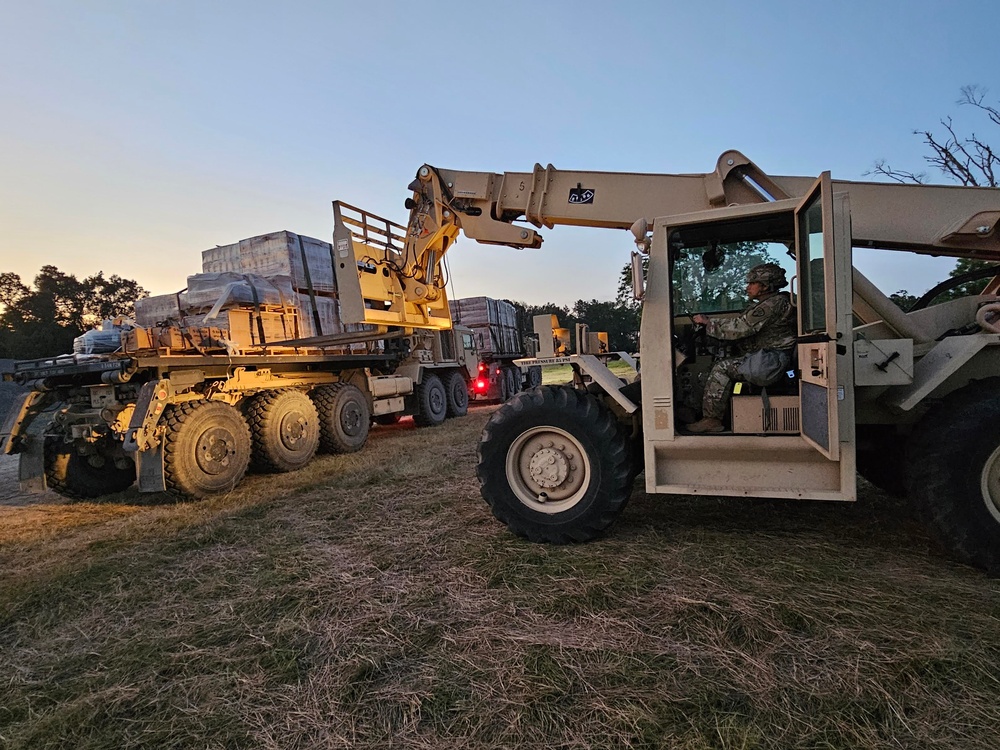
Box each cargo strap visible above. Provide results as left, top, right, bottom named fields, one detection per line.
left=297, top=234, right=323, bottom=336
left=247, top=281, right=267, bottom=345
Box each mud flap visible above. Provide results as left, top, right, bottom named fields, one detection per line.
left=136, top=444, right=166, bottom=493
left=17, top=417, right=50, bottom=494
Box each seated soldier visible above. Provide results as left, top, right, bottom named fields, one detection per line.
left=686, top=262, right=796, bottom=433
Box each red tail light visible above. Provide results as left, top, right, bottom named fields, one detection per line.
left=475, top=379, right=488, bottom=391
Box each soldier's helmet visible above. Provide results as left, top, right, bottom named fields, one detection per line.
left=746, top=262, right=788, bottom=290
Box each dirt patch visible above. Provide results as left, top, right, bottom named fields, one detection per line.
left=0, top=454, right=55, bottom=507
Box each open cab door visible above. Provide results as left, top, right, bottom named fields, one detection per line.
left=794, top=173, right=856, bottom=468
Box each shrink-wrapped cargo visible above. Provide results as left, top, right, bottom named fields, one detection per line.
left=201, top=231, right=336, bottom=293
left=134, top=293, right=188, bottom=327
left=185, top=273, right=296, bottom=310
left=73, top=319, right=133, bottom=355
left=450, top=297, right=522, bottom=358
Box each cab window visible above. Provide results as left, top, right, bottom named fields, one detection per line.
left=668, top=214, right=796, bottom=317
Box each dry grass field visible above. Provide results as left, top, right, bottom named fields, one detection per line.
left=2, top=400, right=999, bottom=749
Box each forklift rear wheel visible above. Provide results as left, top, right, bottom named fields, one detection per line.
left=477, top=386, right=632, bottom=543
left=313, top=383, right=371, bottom=453
left=44, top=438, right=136, bottom=500
left=907, top=378, right=1000, bottom=572
left=162, top=400, right=251, bottom=499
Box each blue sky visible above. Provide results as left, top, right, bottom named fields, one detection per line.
left=1, top=0, right=998, bottom=307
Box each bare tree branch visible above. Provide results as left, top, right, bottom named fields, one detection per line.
left=867, top=86, right=998, bottom=187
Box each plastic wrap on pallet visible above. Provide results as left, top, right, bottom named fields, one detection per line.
left=134, top=293, right=189, bottom=327
left=295, top=293, right=344, bottom=338
left=73, top=320, right=132, bottom=354
left=185, top=273, right=296, bottom=310
left=201, top=231, right=336, bottom=293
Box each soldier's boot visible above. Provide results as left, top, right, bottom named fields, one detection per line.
left=686, top=417, right=724, bottom=433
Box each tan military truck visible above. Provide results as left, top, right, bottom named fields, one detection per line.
left=0, top=204, right=482, bottom=501
left=333, top=155, right=1000, bottom=570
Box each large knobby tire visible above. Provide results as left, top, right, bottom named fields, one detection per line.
left=477, top=385, right=632, bottom=543
left=313, top=383, right=371, bottom=453
left=162, top=400, right=251, bottom=500
left=856, top=424, right=908, bottom=497
left=245, top=389, right=320, bottom=472
left=444, top=371, right=469, bottom=418
left=906, top=378, right=1000, bottom=572
left=413, top=373, right=447, bottom=427
left=44, top=438, right=135, bottom=500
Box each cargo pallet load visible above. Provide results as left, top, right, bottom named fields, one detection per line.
left=449, top=297, right=542, bottom=400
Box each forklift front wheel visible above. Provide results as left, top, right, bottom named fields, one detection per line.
left=477, top=386, right=632, bottom=543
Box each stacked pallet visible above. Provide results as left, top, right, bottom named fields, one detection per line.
left=201, top=231, right=337, bottom=293
left=449, top=297, right=522, bottom=358
left=132, top=231, right=369, bottom=349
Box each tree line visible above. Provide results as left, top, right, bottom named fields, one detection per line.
left=0, top=266, right=146, bottom=360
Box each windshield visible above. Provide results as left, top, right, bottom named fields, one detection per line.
left=667, top=212, right=796, bottom=316
left=670, top=240, right=796, bottom=316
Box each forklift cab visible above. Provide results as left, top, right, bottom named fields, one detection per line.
left=637, top=174, right=857, bottom=502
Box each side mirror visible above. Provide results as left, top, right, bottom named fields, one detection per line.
left=630, top=217, right=651, bottom=253
left=631, top=251, right=646, bottom=301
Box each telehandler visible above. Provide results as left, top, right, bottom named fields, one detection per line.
left=332, top=150, right=1000, bottom=570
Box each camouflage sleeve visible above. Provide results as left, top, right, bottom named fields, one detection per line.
left=704, top=296, right=789, bottom=342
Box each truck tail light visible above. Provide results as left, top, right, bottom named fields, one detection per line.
left=475, top=378, right=488, bottom=392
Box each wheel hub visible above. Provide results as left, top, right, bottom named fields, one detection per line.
left=196, top=427, right=236, bottom=475
left=528, top=447, right=570, bottom=489
left=340, top=401, right=363, bottom=436
left=279, top=411, right=308, bottom=449
left=980, top=444, right=1000, bottom=524
left=506, top=428, right=589, bottom=513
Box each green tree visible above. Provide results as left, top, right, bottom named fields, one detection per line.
left=0, top=266, right=148, bottom=359
left=507, top=300, right=576, bottom=349
left=571, top=299, right=640, bottom=352
left=889, top=290, right=919, bottom=309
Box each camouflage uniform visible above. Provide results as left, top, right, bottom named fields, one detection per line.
left=701, top=292, right=796, bottom=419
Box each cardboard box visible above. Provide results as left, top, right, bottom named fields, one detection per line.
left=201, top=231, right=336, bottom=293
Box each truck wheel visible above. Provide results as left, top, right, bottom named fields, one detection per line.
left=162, top=400, right=251, bottom=499
left=445, top=371, right=469, bottom=417
left=413, top=374, right=447, bottom=426
left=506, top=367, right=521, bottom=397
left=527, top=365, right=543, bottom=388
left=477, top=386, right=632, bottom=543
left=245, top=389, right=320, bottom=472
left=313, top=383, right=371, bottom=453
left=44, top=438, right=135, bottom=500
left=907, top=379, right=1000, bottom=571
